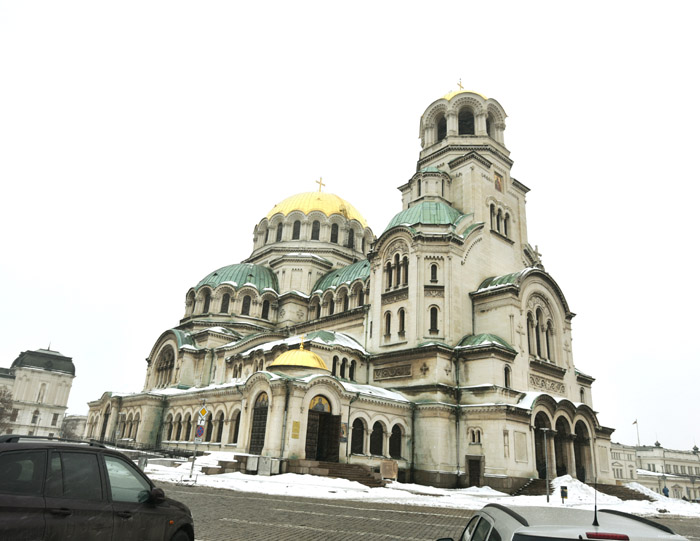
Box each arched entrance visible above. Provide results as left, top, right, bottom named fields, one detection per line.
left=574, top=420, right=592, bottom=482
left=534, top=412, right=551, bottom=479
left=305, top=395, right=340, bottom=462
left=100, top=405, right=111, bottom=442
left=249, top=392, right=269, bottom=455
left=554, top=417, right=572, bottom=477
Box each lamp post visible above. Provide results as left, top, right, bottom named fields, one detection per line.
left=540, top=427, right=550, bottom=503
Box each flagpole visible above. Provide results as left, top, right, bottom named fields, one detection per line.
left=633, top=419, right=640, bottom=447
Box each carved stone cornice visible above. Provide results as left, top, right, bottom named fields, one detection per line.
left=529, top=358, right=566, bottom=378
left=382, top=287, right=409, bottom=305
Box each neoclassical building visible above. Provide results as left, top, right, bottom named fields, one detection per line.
left=86, top=90, right=615, bottom=489
left=1, top=348, right=75, bottom=437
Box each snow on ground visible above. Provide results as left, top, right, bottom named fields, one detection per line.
left=144, top=452, right=700, bottom=518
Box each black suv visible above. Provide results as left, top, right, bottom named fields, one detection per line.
left=0, top=435, right=194, bottom=541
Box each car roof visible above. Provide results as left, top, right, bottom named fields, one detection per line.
left=479, top=505, right=679, bottom=538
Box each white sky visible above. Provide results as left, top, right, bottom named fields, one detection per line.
left=1, top=2, right=698, bottom=450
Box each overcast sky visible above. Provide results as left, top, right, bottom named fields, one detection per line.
left=1, top=1, right=698, bottom=451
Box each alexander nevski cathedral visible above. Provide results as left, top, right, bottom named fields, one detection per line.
left=86, top=90, right=615, bottom=489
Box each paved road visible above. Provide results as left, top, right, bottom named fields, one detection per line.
left=161, top=482, right=700, bottom=541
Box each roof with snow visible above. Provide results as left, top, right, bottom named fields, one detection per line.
left=313, top=260, right=369, bottom=293
left=456, top=333, right=516, bottom=353
left=195, top=263, right=279, bottom=293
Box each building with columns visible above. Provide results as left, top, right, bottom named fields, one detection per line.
left=86, top=90, right=615, bottom=489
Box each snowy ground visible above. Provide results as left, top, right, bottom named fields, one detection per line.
left=144, top=451, right=700, bottom=518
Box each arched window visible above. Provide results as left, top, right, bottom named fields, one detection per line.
left=264, top=228, right=269, bottom=243
left=184, top=414, right=192, bottom=441
left=393, top=254, right=400, bottom=286
left=330, top=223, right=339, bottom=243
left=340, top=358, right=347, bottom=379
left=504, top=366, right=511, bottom=389
left=490, top=204, right=496, bottom=230
left=31, top=410, right=39, bottom=424
left=231, top=411, right=240, bottom=444
left=311, top=220, right=320, bottom=240
left=328, top=298, right=335, bottom=315
left=205, top=414, right=214, bottom=442
left=220, top=293, right=230, bottom=313
left=261, top=300, right=270, bottom=320
left=342, top=295, right=349, bottom=312
left=546, top=321, right=555, bottom=362
left=385, top=312, right=391, bottom=336
left=242, top=295, right=251, bottom=316
left=580, top=388, right=585, bottom=403
left=276, top=223, right=283, bottom=242
left=430, top=264, right=438, bottom=282
left=402, top=256, right=409, bottom=284
left=418, top=179, right=422, bottom=197
left=202, top=292, right=211, bottom=314
left=535, top=309, right=543, bottom=357
left=332, top=356, right=338, bottom=376
left=358, top=289, right=364, bottom=306
left=316, top=303, right=321, bottom=319
left=347, top=229, right=354, bottom=249
left=215, top=412, right=225, bottom=443
left=458, top=108, right=475, bottom=135
left=398, top=308, right=406, bottom=334
left=496, top=209, right=503, bottom=233
left=436, top=114, right=446, bottom=142
left=429, top=306, right=439, bottom=332
left=504, top=213, right=510, bottom=238
left=370, top=422, right=384, bottom=456
left=486, top=116, right=493, bottom=138
left=527, top=313, right=535, bottom=355
left=175, top=415, right=182, bottom=440
left=351, top=419, right=364, bottom=455
left=389, top=425, right=402, bottom=459
left=292, top=220, right=301, bottom=240
left=349, top=360, right=356, bottom=381
left=386, top=262, right=393, bottom=288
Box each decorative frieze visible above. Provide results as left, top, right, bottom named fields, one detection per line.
left=382, top=288, right=408, bottom=304
left=374, top=364, right=412, bottom=380
left=529, top=374, right=565, bottom=394
left=424, top=285, right=444, bottom=298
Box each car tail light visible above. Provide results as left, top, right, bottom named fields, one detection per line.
left=586, top=533, right=629, bottom=540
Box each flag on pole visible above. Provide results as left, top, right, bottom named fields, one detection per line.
left=632, top=419, right=637, bottom=425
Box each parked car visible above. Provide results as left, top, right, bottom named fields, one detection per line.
left=0, top=434, right=194, bottom=541
left=439, top=503, right=687, bottom=541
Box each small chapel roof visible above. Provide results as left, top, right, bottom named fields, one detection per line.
left=456, top=333, right=516, bottom=353
left=384, top=201, right=466, bottom=232
left=266, top=191, right=368, bottom=227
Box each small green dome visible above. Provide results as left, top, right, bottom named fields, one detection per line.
left=384, top=201, right=464, bottom=232
left=196, top=263, right=279, bottom=293
left=313, top=260, right=370, bottom=293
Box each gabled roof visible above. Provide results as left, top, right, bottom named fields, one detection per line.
left=312, top=260, right=370, bottom=293
left=196, top=263, right=279, bottom=293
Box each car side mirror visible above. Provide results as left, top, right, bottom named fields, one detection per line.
left=149, top=487, right=166, bottom=504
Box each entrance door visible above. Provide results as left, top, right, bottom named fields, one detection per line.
left=468, top=459, right=482, bottom=487
left=249, top=393, right=269, bottom=455
left=305, top=396, right=340, bottom=462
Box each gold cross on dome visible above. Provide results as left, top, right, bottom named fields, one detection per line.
left=316, top=177, right=325, bottom=192
left=457, top=78, right=464, bottom=91
left=300, top=335, right=306, bottom=350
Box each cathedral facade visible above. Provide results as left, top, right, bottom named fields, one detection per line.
left=86, top=91, right=614, bottom=489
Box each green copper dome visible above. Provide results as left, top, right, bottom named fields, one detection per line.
left=196, top=263, right=279, bottom=293
left=384, top=201, right=465, bottom=232
left=313, top=260, right=369, bottom=293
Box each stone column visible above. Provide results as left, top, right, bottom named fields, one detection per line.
left=446, top=111, right=458, bottom=136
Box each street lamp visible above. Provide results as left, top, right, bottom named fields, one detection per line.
left=540, top=427, right=550, bottom=503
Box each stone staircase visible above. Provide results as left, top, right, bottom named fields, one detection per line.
left=286, top=459, right=386, bottom=488
left=511, top=479, right=653, bottom=502
left=595, top=483, right=653, bottom=501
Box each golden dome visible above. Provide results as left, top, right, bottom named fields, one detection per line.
left=266, top=192, right=368, bottom=228
left=442, top=89, right=488, bottom=101
left=268, top=347, right=328, bottom=370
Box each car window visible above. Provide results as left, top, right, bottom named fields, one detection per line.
left=461, top=516, right=481, bottom=541
left=0, top=450, right=45, bottom=496
left=46, top=451, right=103, bottom=500
left=105, top=455, right=151, bottom=503
left=471, top=516, right=493, bottom=541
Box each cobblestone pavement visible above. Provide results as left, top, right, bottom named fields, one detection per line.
left=162, top=481, right=700, bottom=541
left=162, top=481, right=473, bottom=540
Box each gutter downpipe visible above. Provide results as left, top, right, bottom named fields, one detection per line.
left=454, top=352, right=462, bottom=488
left=280, top=378, right=291, bottom=457
left=346, top=392, right=361, bottom=461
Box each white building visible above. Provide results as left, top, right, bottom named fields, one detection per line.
left=1, top=348, right=75, bottom=437
left=87, top=90, right=615, bottom=490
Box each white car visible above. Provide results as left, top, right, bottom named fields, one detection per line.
left=439, top=504, right=687, bottom=541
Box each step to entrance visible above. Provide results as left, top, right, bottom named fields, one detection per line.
left=287, top=459, right=386, bottom=488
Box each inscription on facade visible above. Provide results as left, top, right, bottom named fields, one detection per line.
left=382, top=289, right=408, bottom=305
left=529, top=374, right=565, bottom=394
left=374, top=364, right=412, bottom=380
